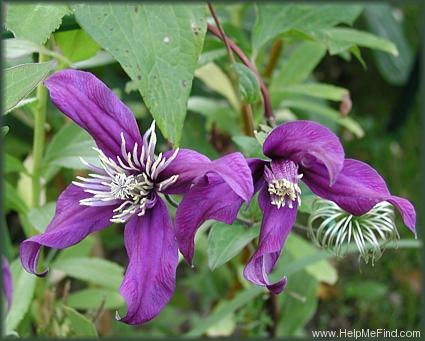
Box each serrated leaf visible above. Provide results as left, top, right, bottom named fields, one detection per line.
left=62, top=305, right=98, bottom=337
left=4, top=61, right=56, bottom=114
left=252, top=4, right=363, bottom=51
left=233, top=63, right=260, bottom=103
left=74, top=4, right=207, bottom=144
left=207, top=223, right=260, bottom=271
left=232, top=136, right=263, bottom=158
left=67, top=288, right=124, bottom=310
left=53, top=257, right=123, bottom=290
left=5, top=3, right=70, bottom=45
left=5, top=260, right=37, bottom=333
left=27, top=202, right=56, bottom=233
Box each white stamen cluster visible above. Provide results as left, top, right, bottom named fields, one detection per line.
left=308, top=199, right=399, bottom=265
left=268, top=174, right=303, bottom=209
left=73, top=122, right=179, bottom=223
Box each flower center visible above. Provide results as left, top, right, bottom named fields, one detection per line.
left=73, top=122, right=179, bottom=223
left=264, top=160, right=302, bottom=209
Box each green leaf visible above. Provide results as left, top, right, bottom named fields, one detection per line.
left=74, top=4, right=207, bottom=145
left=53, top=257, right=123, bottom=290
left=27, top=202, right=56, bottom=233
left=62, top=305, right=98, bottom=337
left=281, top=83, right=349, bottom=102
left=207, top=223, right=260, bottom=271
left=364, top=4, right=413, bottom=85
left=5, top=4, right=70, bottom=45
left=285, top=234, right=337, bottom=285
left=277, top=270, right=319, bottom=336
left=5, top=260, right=37, bottom=333
left=4, top=153, right=28, bottom=175
left=185, top=239, right=421, bottom=337
left=195, top=62, right=239, bottom=110
left=232, top=136, right=263, bottom=158
left=67, top=288, right=124, bottom=310
left=1, top=126, right=10, bottom=136
left=187, top=96, right=240, bottom=135
left=316, top=28, right=398, bottom=56
left=4, top=61, right=56, bottom=114
left=5, top=38, right=43, bottom=59
left=252, top=4, right=363, bottom=51
left=54, top=29, right=100, bottom=63
left=345, top=280, right=387, bottom=300
left=42, top=122, right=98, bottom=179
left=282, top=99, right=364, bottom=138
left=55, top=236, right=96, bottom=262
left=232, top=63, right=261, bottom=104
left=4, top=181, right=29, bottom=215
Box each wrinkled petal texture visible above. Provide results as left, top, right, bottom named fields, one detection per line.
left=2, top=257, right=13, bottom=311
left=263, top=120, right=344, bottom=186
left=45, top=70, right=142, bottom=159
left=158, top=148, right=210, bottom=194
left=243, top=186, right=298, bottom=294
left=303, top=159, right=416, bottom=233
left=20, top=184, right=114, bottom=275
left=119, top=197, right=178, bottom=325
left=161, top=151, right=253, bottom=202
left=175, top=173, right=245, bottom=265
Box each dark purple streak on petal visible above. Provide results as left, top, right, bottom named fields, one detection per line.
left=45, top=70, right=142, bottom=159
left=20, top=184, right=115, bottom=276
left=175, top=173, right=244, bottom=265
left=243, top=186, right=298, bottom=294
left=118, top=197, right=178, bottom=325
left=303, top=159, right=416, bottom=234
left=263, top=120, right=344, bottom=185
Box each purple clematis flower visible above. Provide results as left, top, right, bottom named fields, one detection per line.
left=245, top=120, right=416, bottom=294
left=2, top=256, right=12, bottom=312
left=19, top=70, right=253, bottom=325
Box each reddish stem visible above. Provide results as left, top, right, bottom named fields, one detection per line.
left=207, top=23, right=275, bottom=125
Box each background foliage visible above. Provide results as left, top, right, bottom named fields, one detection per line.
left=2, top=2, right=422, bottom=337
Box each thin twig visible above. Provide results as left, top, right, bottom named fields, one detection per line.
left=263, top=39, right=283, bottom=80
left=208, top=4, right=255, bottom=135
left=208, top=3, right=236, bottom=64
left=207, top=24, right=275, bottom=126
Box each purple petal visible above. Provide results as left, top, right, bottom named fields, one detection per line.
left=175, top=173, right=244, bottom=265
left=45, top=70, right=142, bottom=159
left=118, top=197, right=178, bottom=325
left=263, top=120, right=344, bottom=185
left=158, top=148, right=210, bottom=194
left=2, top=257, right=13, bottom=311
left=303, top=158, right=416, bottom=234
left=160, top=151, right=254, bottom=202
left=20, top=184, right=114, bottom=275
left=243, top=186, right=298, bottom=294
left=247, top=158, right=266, bottom=194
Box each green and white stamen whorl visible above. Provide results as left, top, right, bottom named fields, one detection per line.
left=307, top=199, right=399, bottom=265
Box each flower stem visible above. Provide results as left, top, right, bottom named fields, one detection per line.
left=32, top=51, right=49, bottom=207
left=207, top=4, right=255, bottom=135
left=263, top=38, right=283, bottom=81
left=207, top=23, right=275, bottom=126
